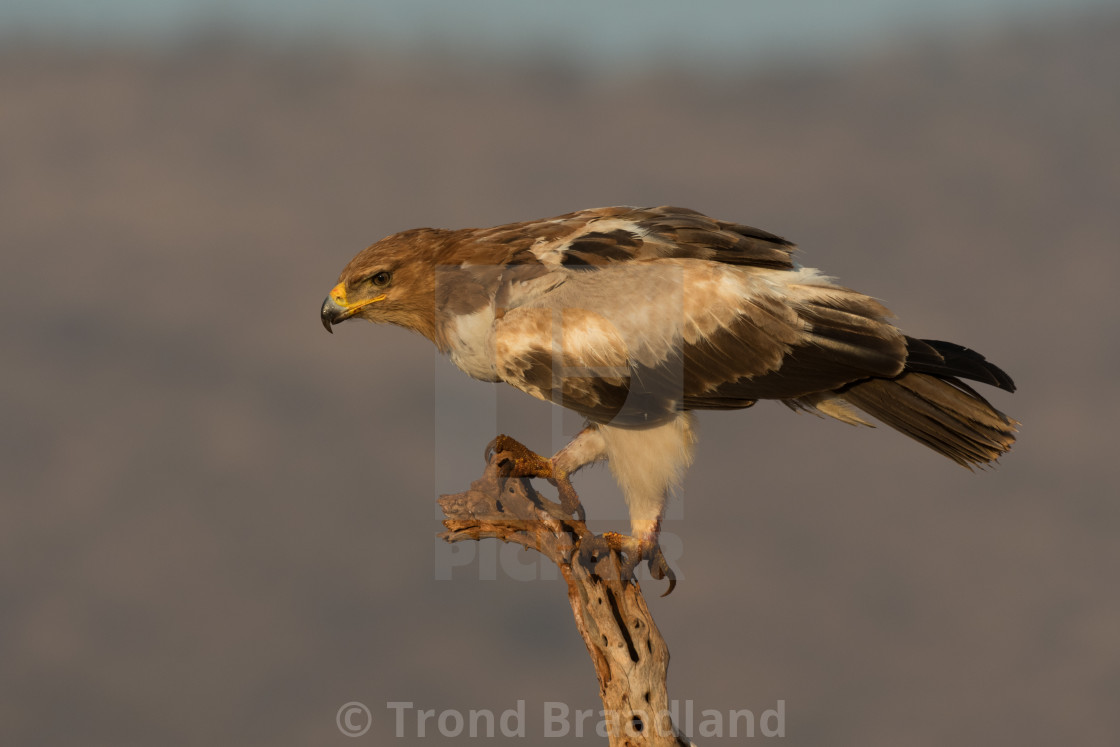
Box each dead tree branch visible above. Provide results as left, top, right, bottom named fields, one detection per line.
left=438, top=437, right=694, bottom=747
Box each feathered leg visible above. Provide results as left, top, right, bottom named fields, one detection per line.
left=590, top=413, right=698, bottom=595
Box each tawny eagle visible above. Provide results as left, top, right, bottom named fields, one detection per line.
left=321, top=206, right=1017, bottom=588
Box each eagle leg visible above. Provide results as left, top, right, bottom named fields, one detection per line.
left=580, top=531, right=677, bottom=597
left=485, top=434, right=586, bottom=522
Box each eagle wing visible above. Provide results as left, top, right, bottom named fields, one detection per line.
left=489, top=206, right=908, bottom=426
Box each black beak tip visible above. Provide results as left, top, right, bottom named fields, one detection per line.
left=320, top=298, right=335, bottom=334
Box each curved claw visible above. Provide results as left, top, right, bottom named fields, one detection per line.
left=579, top=532, right=678, bottom=596
left=484, top=434, right=517, bottom=465
left=647, top=546, right=677, bottom=597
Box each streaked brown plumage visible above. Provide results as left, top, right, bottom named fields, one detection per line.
left=321, top=206, right=1017, bottom=585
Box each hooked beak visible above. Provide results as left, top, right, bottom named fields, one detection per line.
left=320, top=282, right=385, bottom=333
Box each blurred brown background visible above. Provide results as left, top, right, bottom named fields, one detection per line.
left=2, top=4, right=1119, bottom=745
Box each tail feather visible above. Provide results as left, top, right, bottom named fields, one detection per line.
left=843, top=372, right=1017, bottom=468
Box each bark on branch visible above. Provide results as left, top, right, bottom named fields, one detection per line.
left=438, top=439, right=695, bottom=747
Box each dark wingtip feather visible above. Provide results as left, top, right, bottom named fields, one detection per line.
left=904, top=338, right=1016, bottom=393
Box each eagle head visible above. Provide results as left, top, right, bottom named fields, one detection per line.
left=321, top=228, right=448, bottom=338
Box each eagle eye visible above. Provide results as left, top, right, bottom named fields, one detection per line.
left=370, top=271, right=392, bottom=287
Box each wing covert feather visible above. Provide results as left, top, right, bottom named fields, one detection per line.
left=492, top=260, right=907, bottom=425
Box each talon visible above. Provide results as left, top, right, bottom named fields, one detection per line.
left=550, top=467, right=586, bottom=523
left=484, top=435, right=586, bottom=521
left=483, top=436, right=501, bottom=463
left=485, top=434, right=527, bottom=468
left=603, top=531, right=643, bottom=579
left=485, top=435, right=552, bottom=478
left=578, top=532, right=677, bottom=595
left=647, top=545, right=677, bottom=597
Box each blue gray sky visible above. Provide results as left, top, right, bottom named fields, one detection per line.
left=3, top=0, right=1112, bottom=67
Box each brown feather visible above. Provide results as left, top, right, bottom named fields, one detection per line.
left=842, top=373, right=1018, bottom=467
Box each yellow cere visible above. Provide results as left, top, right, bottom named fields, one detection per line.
left=330, top=282, right=386, bottom=311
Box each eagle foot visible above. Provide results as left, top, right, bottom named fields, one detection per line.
left=485, top=434, right=586, bottom=522
left=580, top=531, right=677, bottom=597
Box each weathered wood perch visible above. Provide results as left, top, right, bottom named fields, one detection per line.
left=438, top=437, right=695, bottom=747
